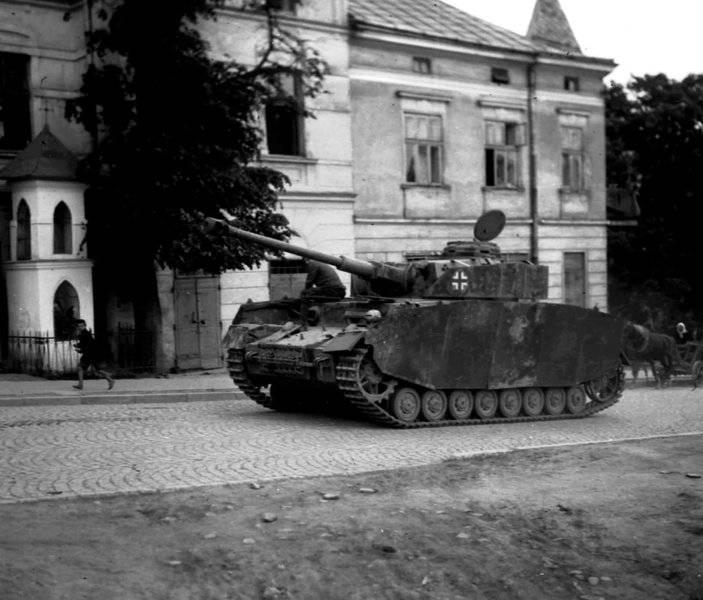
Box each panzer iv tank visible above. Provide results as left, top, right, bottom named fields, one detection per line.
left=213, top=211, right=625, bottom=428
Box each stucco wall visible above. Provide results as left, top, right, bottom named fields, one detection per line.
left=207, top=3, right=356, bottom=333
left=8, top=180, right=87, bottom=261
left=349, top=34, right=611, bottom=309
left=355, top=221, right=531, bottom=262
left=5, top=260, right=94, bottom=334
left=0, top=1, right=91, bottom=157
left=532, top=95, right=607, bottom=220
left=538, top=224, right=608, bottom=310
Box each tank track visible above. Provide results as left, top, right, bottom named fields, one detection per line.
left=227, top=345, right=624, bottom=428
left=226, top=347, right=272, bottom=409
left=335, top=348, right=624, bottom=429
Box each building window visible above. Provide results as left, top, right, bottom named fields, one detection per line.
left=268, top=259, right=307, bottom=300
left=268, top=0, right=299, bottom=12
left=485, top=121, right=524, bottom=188
left=405, top=113, right=443, bottom=184
left=53, top=281, right=80, bottom=340
left=0, top=52, right=32, bottom=151
left=561, top=126, right=585, bottom=191
left=491, top=67, right=510, bottom=84
left=264, top=73, right=304, bottom=156
left=16, top=199, right=31, bottom=260
left=412, top=57, right=432, bottom=74
left=564, top=252, right=586, bottom=307
left=564, top=76, right=580, bottom=92
left=53, top=202, right=72, bottom=254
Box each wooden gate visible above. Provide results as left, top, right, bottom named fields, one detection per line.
left=174, top=275, right=222, bottom=370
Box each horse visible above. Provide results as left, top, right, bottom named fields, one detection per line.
left=692, top=360, right=703, bottom=390
left=622, top=322, right=678, bottom=387
left=630, top=360, right=655, bottom=384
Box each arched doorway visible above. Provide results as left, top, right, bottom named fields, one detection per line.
left=54, top=281, right=80, bottom=340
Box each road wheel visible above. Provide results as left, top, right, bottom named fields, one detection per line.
left=585, top=366, right=624, bottom=402
left=421, top=390, right=447, bottom=422
left=448, top=390, right=474, bottom=420
left=357, top=355, right=395, bottom=402
left=522, top=388, right=545, bottom=416
left=565, top=386, right=587, bottom=414
left=391, top=387, right=421, bottom=423
left=544, top=387, right=566, bottom=415
left=474, top=390, right=498, bottom=419
left=498, top=389, right=522, bottom=418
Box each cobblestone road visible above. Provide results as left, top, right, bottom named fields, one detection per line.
left=1, top=387, right=701, bottom=503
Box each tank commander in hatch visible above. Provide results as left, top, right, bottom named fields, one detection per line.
left=301, top=258, right=346, bottom=300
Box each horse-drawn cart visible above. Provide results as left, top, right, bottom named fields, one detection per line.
left=673, top=341, right=703, bottom=386
left=623, top=323, right=703, bottom=387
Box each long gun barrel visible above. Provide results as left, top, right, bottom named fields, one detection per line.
left=207, top=217, right=411, bottom=291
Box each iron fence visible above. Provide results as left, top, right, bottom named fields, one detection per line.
left=6, top=325, right=156, bottom=376
left=6, top=331, right=79, bottom=376
left=111, top=325, right=156, bottom=373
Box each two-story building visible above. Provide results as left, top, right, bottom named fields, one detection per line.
left=0, top=0, right=615, bottom=372
left=0, top=0, right=356, bottom=370
left=349, top=0, right=614, bottom=310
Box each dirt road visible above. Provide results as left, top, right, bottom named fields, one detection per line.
left=1, top=435, right=701, bottom=600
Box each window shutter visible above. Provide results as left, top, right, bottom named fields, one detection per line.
left=584, top=153, right=592, bottom=191
left=513, top=124, right=526, bottom=146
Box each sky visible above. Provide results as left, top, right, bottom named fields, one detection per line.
left=442, top=0, right=703, bottom=83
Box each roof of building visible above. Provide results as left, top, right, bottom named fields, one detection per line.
left=349, top=0, right=536, bottom=53
left=348, top=0, right=615, bottom=67
left=0, top=125, right=78, bottom=181
left=526, top=0, right=581, bottom=53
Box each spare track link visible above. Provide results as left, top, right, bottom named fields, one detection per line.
left=226, top=347, right=272, bottom=409
left=335, top=348, right=624, bottom=429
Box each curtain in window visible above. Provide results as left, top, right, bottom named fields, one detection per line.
left=404, top=113, right=443, bottom=184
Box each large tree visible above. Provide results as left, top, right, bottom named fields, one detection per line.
left=605, top=74, right=703, bottom=329
left=66, top=0, right=325, bottom=357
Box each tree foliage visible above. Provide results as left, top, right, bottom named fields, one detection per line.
left=605, top=74, right=703, bottom=327
left=67, top=0, right=326, bottom=278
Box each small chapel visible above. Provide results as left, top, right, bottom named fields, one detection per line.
left=0, top=125, right=94, bottom=368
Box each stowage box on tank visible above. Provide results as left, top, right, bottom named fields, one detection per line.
left=213, top=211, right=625, bottom=428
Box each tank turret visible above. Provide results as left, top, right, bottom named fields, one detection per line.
left=208, top=210, right=548, bottom=300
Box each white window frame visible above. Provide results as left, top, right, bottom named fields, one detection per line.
left=561, top=125, right=585, bottom=192
left=263, top=72, right=305, bottom=157
left=484, top=121, right=524, bottom=188
left=403, top=112, right=444, bottom=185
left=412, top=57, right=432, bottom=74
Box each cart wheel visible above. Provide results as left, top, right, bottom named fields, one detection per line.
left=692, top=360, right=703, bottom=389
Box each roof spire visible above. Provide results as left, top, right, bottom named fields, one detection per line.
left=527, top=0, right=581, bottom=54
left=0, top=127, right=78, bottom=181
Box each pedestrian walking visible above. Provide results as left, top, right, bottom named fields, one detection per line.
left=73, top=320, right=114, bottom=391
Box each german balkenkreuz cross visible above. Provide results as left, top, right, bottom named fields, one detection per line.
left=451, top=270, right=469, bottom=291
